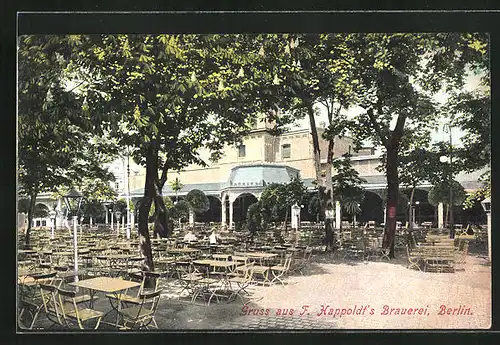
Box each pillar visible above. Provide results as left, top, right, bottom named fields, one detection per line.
left=130, top=212, right=135, bottom=231
left=335, top=201, right=341, bottom=230
left=438, top=202, right=444, bottom=229
left=221, top=196, right=227, bottom=228
left=122, top=215, right=125, bottom=234
left=291, top=204, right=300, bottom=229
left=105, top=207, right=109, bottom=225
left=384, top=207, right=387, bottom=225
left=110, top=211, right=114, bottom=232
left=189, top=209, right=195, bottom=227
left=229, top=199, right=234, bottom=230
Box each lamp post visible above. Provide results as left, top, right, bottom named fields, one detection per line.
left=63, top=189, right=83, bottom=277
left=415, top=201, right=420, bottom=227
left=440, top=123, right=454, bottom=238
left=49, top=210, right=56, bottom=240
left=481, top=197, right=491, bottom=262
left=115, top=210, right=121, bottom=237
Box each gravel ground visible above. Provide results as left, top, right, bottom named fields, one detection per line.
left=22, top=252, right=491, bottom=331
left=238, top=253, right=491, bottom=329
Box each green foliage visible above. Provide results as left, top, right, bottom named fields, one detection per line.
left=169, top=177, right=184, bottom=195
left=428, top=180, right=467, bottom=207
left=113, top=199, right=128, bottom=215
left=259, top=177, right=308, bottom=223
left=332, top=154, right=366, bottom=202
left=185, top=189, right=210, bottom=215
left=82, top=199, right=106, bottom=220
left=148, top=196, right=174, bottom=217
left=246, top=201, right=262, bottom=233
left=33, top=204, right=50, bottom=218
left=171, top=200, right=191, bottom=222
left=18, top=198, right=31, bottom=213
left=463, top=171, right=490, bottom=209
left=307, top=195, right=321, bottom=221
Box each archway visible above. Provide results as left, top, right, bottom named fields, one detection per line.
left=232, top=193, right=258, bottom=227
left=199, top=196, right=222, bottom=223
left=359, top=191, right=384, bottom=225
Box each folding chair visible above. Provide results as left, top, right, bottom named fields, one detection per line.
left=228, top=263, right=255, bottom=302
left=57, top=288, right=103, bottom=330
left=118, top=289, right=163, bottom=330
left=270, top=253, right=293, bottom=286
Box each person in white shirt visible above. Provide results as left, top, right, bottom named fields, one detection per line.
left=183, top=230, right=197, bottom=243
left=209, top=230, right=218, bottom=245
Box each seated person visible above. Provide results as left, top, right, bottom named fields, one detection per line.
left=209, top=230, right=219, bottom=245
left=183, top=230, right=197, bottom=243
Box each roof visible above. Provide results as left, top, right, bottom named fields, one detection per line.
left=228, top=164, right=299, bottom=187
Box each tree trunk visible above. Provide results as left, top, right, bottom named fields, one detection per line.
left=382, top=147, right=399, bottom=258
left=306, top=105, right=334, bottom=249
left=283, top=208, right=289, bottom=232
left=24, top=192, right=37, bottom=247
left=138, top=141, right=157, bottom=283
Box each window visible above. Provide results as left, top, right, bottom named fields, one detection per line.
left=41, top=220, right=47, bottom=227
left=281, top=144, right=291, bottom=159
left=238, top=145, right=246, bottom=158
left=115, top=182, right=120, bottom=190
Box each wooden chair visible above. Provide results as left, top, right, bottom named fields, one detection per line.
left=57, top=288, right=103, bottom=329
left=228, top=263, right=255, bottom=302
left=38, top=283, right=64, bottom=328
left=406, top=245, right=422, bottom=271
left=118, top=289, right=163, bottom=330
left=270, top=253, right=293, bottom=286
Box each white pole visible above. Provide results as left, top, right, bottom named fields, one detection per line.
left=111, top=210, right=114, bottom=232
left=105, top=208, right=109, bottom=225
left=51, top=217, right=55, bottom=240
left=73, top=215, right=79, bottom=280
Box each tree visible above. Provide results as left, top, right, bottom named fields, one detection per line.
left=331, top=154, right=366, bottom=230
left=246, top=201, right=262, bottom=233
left=307, top=195, right=321, bottom=223
left=428, top=180, right=467, bottom=227
left=18, top=35, right=118, bottom=246
left=258, top=176, right=308, bottom=231
left=169, top=176, right=184, bottom=203
left=185, top=189, right=210, bottom=220
left=18, top=198, right=31, bottom=214
left=81, top=34, right=276, bottom=273
left=254, top=34, right=360, bottom=251
left=171, top=200, right=191, bottom=224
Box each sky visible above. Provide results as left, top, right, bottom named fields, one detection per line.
left=294, top=72, right=486, bottom=153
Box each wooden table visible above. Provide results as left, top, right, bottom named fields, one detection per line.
left=70, top=276, right=141, bottom=326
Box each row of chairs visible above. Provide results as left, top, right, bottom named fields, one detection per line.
left=19, top=271, right=163, bottom=330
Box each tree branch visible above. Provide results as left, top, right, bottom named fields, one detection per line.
left=366, top=108, right=389, bottom=146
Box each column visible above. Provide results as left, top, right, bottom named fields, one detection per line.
left=335, top=201, right=341, bottom=229
left=130, top=212, right=135, bottom=231
left=438, top=202, right=444, bottom=229
left=110, top=211, right=114, bottom=231
left=221, top=195, right=227, bottom=228
left=105, top=207, right=109, bottom=225
left=189, top=210, right=195, bottom=227
left=122, top=215, right=125, bottom=234
left=229, top=198, right=234, bottom=230
left=384, top=207, right=387, bottom=225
